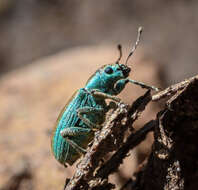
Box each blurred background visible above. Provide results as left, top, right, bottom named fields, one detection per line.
left=0, top=0, right=198, bottom=190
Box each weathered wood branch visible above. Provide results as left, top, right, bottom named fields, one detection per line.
left=131, top=75, right=198, bottom=190
left=65, top=75, right=198, bottom=190
left=152, top=75, right=196, bottom=101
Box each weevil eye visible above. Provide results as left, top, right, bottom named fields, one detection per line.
left=104, top=66, right=113, bottom=74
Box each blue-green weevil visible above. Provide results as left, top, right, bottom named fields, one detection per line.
left=51, top=27, right=159, bottom=166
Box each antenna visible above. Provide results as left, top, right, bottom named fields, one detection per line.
left=116, top=44, right=122, bottom=64
left=125, top=26, right=143, bottom=65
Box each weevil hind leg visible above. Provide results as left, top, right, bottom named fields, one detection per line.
left=65, top=137, right=87, bottom=155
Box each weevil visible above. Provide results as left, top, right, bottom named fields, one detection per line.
left=51, top=27, right=159, bottom=166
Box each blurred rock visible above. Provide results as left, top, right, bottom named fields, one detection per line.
left=0, top=0, right=14, bottom=15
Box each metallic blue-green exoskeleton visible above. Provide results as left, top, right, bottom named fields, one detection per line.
left=51, top=27, right=159, bottom=166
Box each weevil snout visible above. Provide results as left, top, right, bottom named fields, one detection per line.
left=119, top=64, right=131, bottom=78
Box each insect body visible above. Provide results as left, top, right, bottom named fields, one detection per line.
left=51, top=27, right=158, bottom=166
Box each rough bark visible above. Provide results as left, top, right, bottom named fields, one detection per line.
left=132, top=75, right=198, bottom=190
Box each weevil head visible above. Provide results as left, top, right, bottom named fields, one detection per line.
left=85, top=27, right=143, bottom=94
left=85, top=62, right=131, bottom=93
left=102, top=63, right=131, bottom=79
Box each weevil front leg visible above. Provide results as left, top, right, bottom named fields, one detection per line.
left=60, top=127, right=91, bottom=154
left=128, top=79, right=160, bottom=91
left=77, top=107, right=104, bottom=130
left=112, top=79, right=129, bottom=95
left=112, top=78, right=159, bottom=95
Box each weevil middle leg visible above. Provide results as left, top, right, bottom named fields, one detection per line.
left=90, top=90, right=121, bottom=102
left=65, top=137, right=87, bottom=155
left=77, top=107, right=105, bottom=131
